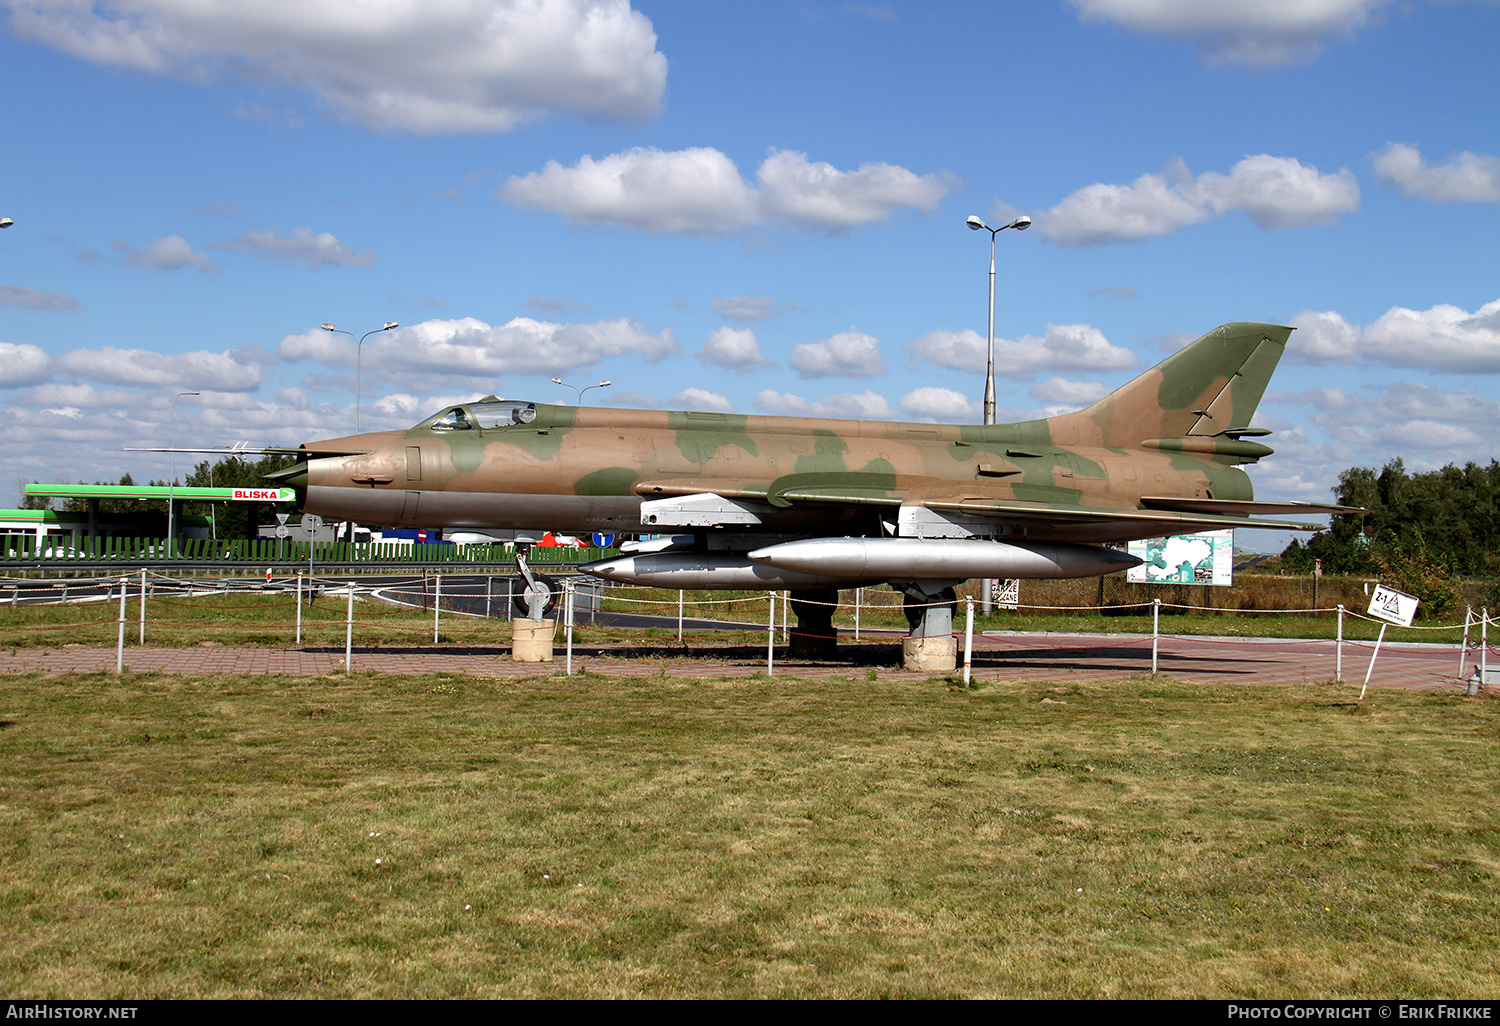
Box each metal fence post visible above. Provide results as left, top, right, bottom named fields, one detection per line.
left=1336, top=604, right=1344, bottom=682
left=1151, top=598, right=1161, bottom=676
left=1458, top=605, right=1473, bottom=682
left=767, top=591, right=776, bottom=677
left=433, top=573, right=441, bottom=643
left=115, top=576, right=127, bottom=673
left=963, top=596, right=974, bottom=686
left=138, top=568, right=147, bottom=645
left=1482, top=607, right=1489, bottom=693
left=345, top=583, right=354, bottom=674
left=565, top=580, right=575, bottom=676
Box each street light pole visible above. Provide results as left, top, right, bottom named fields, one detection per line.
left=322, top=321, right=398, bottom=433
left=967, top=213, right=1030, bottom=619
left=550, top=378, right=613, bottom=405
left=966, top=214, right=1031, bottom=425
left=168, top=390, right=200, bottom=558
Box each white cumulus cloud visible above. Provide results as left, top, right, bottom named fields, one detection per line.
left=1069, top=0, right=1386, bottom=66
left=1028, top=377, right=1108, bottom=406
left=1363, top=300, right=1500, bottom=373
left=907, top=323, right=1137, bottom=377
left=669, top=387, right=733, bottom=413
left=1287, top=310, right=1360, bottom=362
left=6, top=0, right=668, bottom=134
left=114, top=235, right=216, bottom=272
left=755, top=149, right=952, bottom=229
left=697, top=327, right=775, bottom=372
left=280, top=315, right=677, bottom=378
left=0, top=343, right=54, bottom=387
left=502, top=147, right=953, bottom=235
left=789, top=330, right=885, bottom=379
left=54, top=346, right=264, bottom=391
left=0, top=284, right=83, bottom=311
left=710, top=294, right=793, bottom=323
left=899, top=387, right=980, bottom=423
left=754, top=389, right=893, bottom=420
left=216, top=228, right=377, bottom=267
left=1036, top=156, right=1358, bottom=246
left=1373, top=143, right=1500, bottom=204
left=1288, top=299, right=1500, bottom=373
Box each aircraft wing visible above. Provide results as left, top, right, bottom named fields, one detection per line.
left=635, top=475, right=1335, bottom=535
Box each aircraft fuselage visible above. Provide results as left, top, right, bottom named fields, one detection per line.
left=296, top=403, right=1257, bottom=547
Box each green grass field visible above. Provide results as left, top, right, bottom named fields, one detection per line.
left=2, top=669, right=1497, bottom=998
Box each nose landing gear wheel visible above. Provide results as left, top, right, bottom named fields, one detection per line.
left=512, top=573, right=559, bottom=619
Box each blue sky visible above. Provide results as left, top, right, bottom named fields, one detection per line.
left=2, top=0, right=1498, bottom=546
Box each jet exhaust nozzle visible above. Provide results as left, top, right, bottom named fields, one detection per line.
left=262, top=463, right=309, bottom=491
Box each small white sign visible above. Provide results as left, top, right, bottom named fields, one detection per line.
left=992, top=578, right=1019, bottom=610
left=1367, top=585, right=1419, bottom=627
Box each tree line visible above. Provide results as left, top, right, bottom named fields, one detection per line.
left=1281, top=458, right=1500, bottom=579
left=1280, top=459, right=1500, bottom=618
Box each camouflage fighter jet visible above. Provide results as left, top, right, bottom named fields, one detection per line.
left=265, top=321, right=1339, bottom=643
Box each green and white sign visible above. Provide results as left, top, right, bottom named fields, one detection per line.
left=1126, top=529, right=1234, bottom=587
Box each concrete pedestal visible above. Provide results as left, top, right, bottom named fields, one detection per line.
left=788, top=631, right=839, bottom=660
left=511, top=617, right=556, bottom=662
left=902, top=635, right=956, bottom=673
left=788, top=589, right=839, bottom=660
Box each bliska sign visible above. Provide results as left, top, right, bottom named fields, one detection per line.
left=231, top=488, right=294, bottom=502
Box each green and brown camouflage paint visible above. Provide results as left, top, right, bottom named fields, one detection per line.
left=289, top=322, right=1303, bottom=544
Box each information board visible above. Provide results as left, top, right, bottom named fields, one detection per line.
left=1126, top=529, right=1234, bottom=587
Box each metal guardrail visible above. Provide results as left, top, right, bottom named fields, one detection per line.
left=0, top=537, right=615, bottom=571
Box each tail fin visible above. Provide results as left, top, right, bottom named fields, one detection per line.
left=1047, top=322, right=1293, bottom=450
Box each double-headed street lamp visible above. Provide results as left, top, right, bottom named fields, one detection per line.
left=550, top=378, right=612, bottom=405
left=966, top=213, right=1031, bottom=425
left=322, top=321, right=399, bottom=433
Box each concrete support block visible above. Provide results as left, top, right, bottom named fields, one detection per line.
left=788, top=588, right=839, bottom=660
left=511, top=617, right=556, bottom=662
left=902, top=634, right=956, bottom=672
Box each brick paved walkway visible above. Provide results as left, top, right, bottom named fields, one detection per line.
left=0, top=630, right=1479, bottom=692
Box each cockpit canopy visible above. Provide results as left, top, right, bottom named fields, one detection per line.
left=417, top=397, right=537, bottom=432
